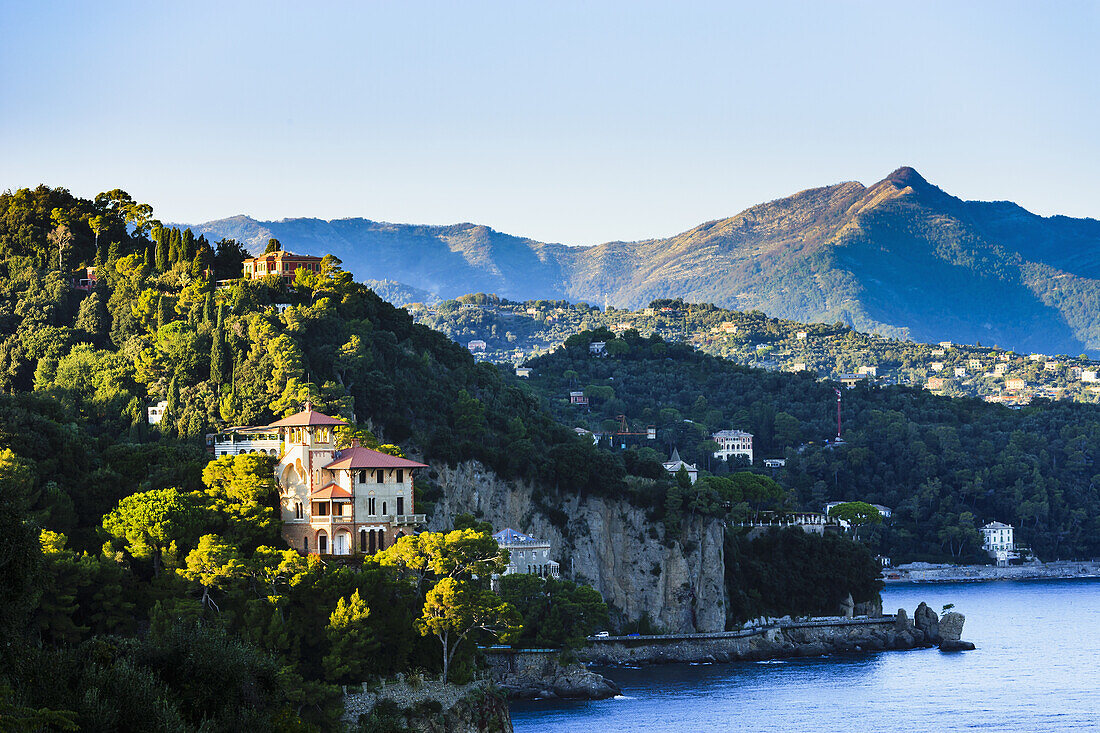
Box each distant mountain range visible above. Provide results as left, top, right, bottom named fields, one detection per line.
left=182, top=167, right=1100, bottom=355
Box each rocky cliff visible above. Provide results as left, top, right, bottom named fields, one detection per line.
left=427, top=461, right=726, bottom=633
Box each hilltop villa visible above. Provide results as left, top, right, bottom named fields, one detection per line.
left=224, top=403, right=427, bottom=555
left=242, top=250, right=324, bottom=284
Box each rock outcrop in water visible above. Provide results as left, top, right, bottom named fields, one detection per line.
left=914, top=602, right=941, bottom=644
left=937, top=612, right=976, bottom=651
left=428, top=461, right=726, bottom=632
left=485, top=652, right=621, bottom=700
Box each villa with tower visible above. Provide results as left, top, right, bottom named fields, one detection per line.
left=217, top=403, right=427, bottom=556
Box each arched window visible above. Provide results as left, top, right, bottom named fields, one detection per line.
left=294, top=501, right=303, bottom=520
left=368, top=530, right=376, bottom=554
left=382, top=501, right=387, bottom=516
left=317, top=531, right=328, bottom=554
left=359, top=529, right=367, bottom=552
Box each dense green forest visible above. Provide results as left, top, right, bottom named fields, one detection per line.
left=0, top=185, right=880, bottom=729
left=409, top=294, right=1100, bottom=404
left=522, top=328, right=1100, bottom=563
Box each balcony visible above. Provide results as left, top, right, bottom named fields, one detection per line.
left=310, top=515, right=355, bottom=526
left=394, top=514, right=427, bottom=526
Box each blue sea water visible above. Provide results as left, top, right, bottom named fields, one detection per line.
left=510, top=579, right=1100, bottom=732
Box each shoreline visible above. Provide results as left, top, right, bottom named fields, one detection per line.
left=883, top=560, right=1100, bottom=584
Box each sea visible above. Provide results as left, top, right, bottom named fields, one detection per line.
left=510, top=578, right=1100, bottom=732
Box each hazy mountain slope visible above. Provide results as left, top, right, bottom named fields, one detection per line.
left=184, top=167, right=1100, bottom=354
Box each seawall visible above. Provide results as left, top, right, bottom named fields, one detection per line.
left=885, top=560, right=1100, bottom=583
left=578, top=615, right=932, bottom=666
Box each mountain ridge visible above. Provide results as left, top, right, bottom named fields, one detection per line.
left=180, top=167, right=1100, bottom=355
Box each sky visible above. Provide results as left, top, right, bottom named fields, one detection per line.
left=2, top=1, right=1099, bottom=246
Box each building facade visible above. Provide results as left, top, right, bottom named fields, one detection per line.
left=712, top=429, right=754, bottom=464
left=981, top=521, right=1017, bottom=566
left=242, top=250, right=324, bottom=284
left=493, top=528, right=560, bottom=579
left=147, top=400, right=167, bottom=425
left=236, top=403, right=428, bottom=555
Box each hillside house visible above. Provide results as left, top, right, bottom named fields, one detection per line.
left=838, top=373, right=868, bottom=388
left=589, top=341, right=606, bottom=355
left=467, top=340, right=487, bottom=352
left=247, top=403, right=428, bottom=555
left=1006, top=378, right=1027, bottom=391
left=931, top=349, right=946, bottom=357
left=930, top=362, right=944, bottom=372
left=712, top=429, right=753, bottom=464
left=515, top=367, right=532, bottom=378
left=242, top=250, right=323, bottom=284
left=938, top=341, right=953, bottom=348
left=994, top=363, right=1009, bottom=376
left=569, top=391, right=589, bottom=406
left=789, top=362, right=807, bottom=372
left=927, top=377, right=947, bottom=390
left=210, top=428, right=281, bottom=456
left=954, top=367, right=967, bottom=377
left=71, top=266, right=97, bottom=291
left=494, top=528, right=559, bottom=579
left=1029, top=354, right=1045, bottom=362
left=796, top=332, right=807, bottom=340
left=662, top=448, right=698, bottom=484
left=857, top=366, right=878, bottom=377
left=1044, top=361, right=1060, bottom=372
left=1070, top=367, right=1083, bottom=380
left=147, top=401, right=168, bottom=425
left=968, top=359, right=983, bottom=371
left=763, top=458, right=786, bottom=468
left=1082, top=370, right=1098, bottom=383
left=981, top=521, right=1017, bottom=567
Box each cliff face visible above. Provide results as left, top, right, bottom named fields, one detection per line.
left=428, top=461, right=726, bottom=633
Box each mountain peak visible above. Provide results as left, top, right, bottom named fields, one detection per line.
left=884, top=166, right=928, bottom=189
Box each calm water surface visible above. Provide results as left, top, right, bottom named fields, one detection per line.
left=510, top=579, right=1100, bottom=732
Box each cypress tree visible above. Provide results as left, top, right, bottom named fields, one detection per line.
left=164, top=376, right=180, bottom=436
left=181, top=229, right=194, bottom=262
left=155, top=229, right=169, bottom=271
left=145, top=244, right=154, bottom=270
left=210, top=304, right=227, bottom=385
left=156, top=295, right=170, bottom=330
left=203, top=292, right=214, bottom=324
left=170, top=228, right=183, bottom=264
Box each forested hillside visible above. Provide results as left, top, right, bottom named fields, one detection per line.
left=408, top=294, right=1100, bottom=404
left=187, top=167, right=1100, bottom=355
left=0, top=185, right=881, bottom=728
left=522, top=329, right=1100, bottom=563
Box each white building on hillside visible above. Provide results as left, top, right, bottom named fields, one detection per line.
left=147, top=400, right=168, bottom=425
left=494, top=528, right=560, bottom=579
left=663, top=448, right=698, bottom=484
left=712, top=429, right=753, bottom=464
left=981, top=521, right=1016, bottom=567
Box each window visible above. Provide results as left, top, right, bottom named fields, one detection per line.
left=382, top=501, right=387, bottom=516
left=318, top=533, right=327, bottom=554
left=378, top=532, right=386, bottom=550
left=376, top=470, right=384, bottom=483
left=397, top=497, right=404, bottom=516
left=368, top=497, right=376, bottom=515
left=302, top=536, right=309, bottom=552
left=396, top=470, right=404, bottom=483
left=359, top=529, right=367, bottom=552
left=314, top=502, right=329, bottom=516
left=294, top=501, right=303, bottom=520
left=358, top=470, right=367, bottom=484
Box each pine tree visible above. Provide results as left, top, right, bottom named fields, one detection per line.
left=107, top=240, right=120, bottom=265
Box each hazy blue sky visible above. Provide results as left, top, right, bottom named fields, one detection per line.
left=2, top=1, right=1098, bottom=245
